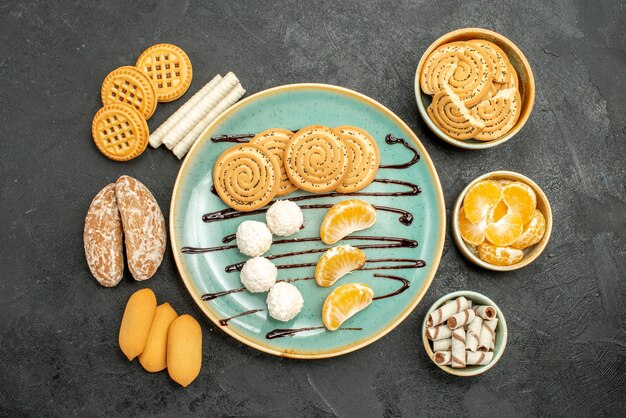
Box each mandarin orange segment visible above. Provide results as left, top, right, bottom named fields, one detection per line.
left=315, top=245, right=366, bottom=287
left=511, top=209, right=546, bottom=249
left=463, top=180, right=503, bottom=224
left=458, top=206, right=486, bottom=246
left=322, top=283, right=373, bottom=331
left=320, top=200, right=376, bottom=245
left=502, top=182, right=536, bottom=224
left=489, top=199, right=508, bottom=223
left=477, top=242, right=524, bottom=266
left=484, top=213, right=523, bottom=246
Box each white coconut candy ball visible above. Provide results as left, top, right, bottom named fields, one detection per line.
left=265, top=200, right=304, bottom=236
left=266, top=282, right=304, bottom=321
left=240, top=256, right=277, bottom=293
left=236, top=220, right=273, bottom=257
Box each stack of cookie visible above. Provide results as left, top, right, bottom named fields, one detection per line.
left=420, top=40, right=521, bottom=141
left=91, top=44, right=193, bottom=161
left=212, top=125, right=380, bottom=211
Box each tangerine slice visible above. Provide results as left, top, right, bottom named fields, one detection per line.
left=463, top=180, right=503, bottom=224
left=458, top=206, right=486, bottom=246
left=320, top=200, right=376, bottom=245
left=477, top=242, right=523, bottom=266
left=322, top=283, right=373, bottom=331
left=485, top=213, right=523, bottom=246
left=502, top=182, right=536, bottom=225
left=315, top=245, right=366, bottom=287
left=489, top=199, right=509, bottom=223
left=511, top=209, right=546, bottom=249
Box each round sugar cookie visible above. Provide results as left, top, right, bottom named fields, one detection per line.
left=471, top=88, right=521, bottom=141
left=136, top=43, right=193, bottom=102
left=335, top=126, right=380, bottom=193
left=251, top=128, right=298, bottom=196
left=427, top=91, right=484, bottom=140
left=420, top=41, right=466, bottom=95
left=213, top=143, right=280, bottom=212
left=91, top=103, right=149, bottom=161
left=467, top=39, right=510, bottom=83
left=284, top=126, right=349, bottom=193
left=101, top=66, right=158, bottom=119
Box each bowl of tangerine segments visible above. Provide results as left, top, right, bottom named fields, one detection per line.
left=452, top=171, right=552, bottom=271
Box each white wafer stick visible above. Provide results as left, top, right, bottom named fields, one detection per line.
left=466, top=316, right=483, bottom=351
left=148, top=74, right=223, bottom=148
left=162, top=72, right=240, bottom=149
left=433, top=338, right=452, bottom=352
left=434, top=351, right=451, bottom=365
left=426, top=325, right=452, bottom=341
left=473, top=305, right=497, bottom=320
left=427, top=296, right=470, bottom=327
left=451, top=328, right=466, bottom=368
left=478, top=318, right=498, bottom=351
left=466, top=351, right=494, bottom=365
left=447, top=308, right=476, bottom=329
left=173, top=83, right=246, bottom=159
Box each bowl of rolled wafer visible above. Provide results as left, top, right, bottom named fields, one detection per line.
left=422, top=291, right=507, bottom=376
left=415, top=28, right=535, bottom=149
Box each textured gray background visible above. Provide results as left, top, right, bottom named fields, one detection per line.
left=1, top=0, right=625, bottom=416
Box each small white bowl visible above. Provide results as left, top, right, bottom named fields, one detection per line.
left=422, top=291, right=507, bottom=376
left=452, top=170, right=553, bottom=271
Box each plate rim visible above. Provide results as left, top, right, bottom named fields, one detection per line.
left=169, top=83, right=446, bottom=359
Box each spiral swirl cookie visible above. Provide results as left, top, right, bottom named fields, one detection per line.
left=250, top=128, right=298, bottom=196
left=136, top=43, right=193, bottom=102
left=427, top=91, right=485, bottom=140
left=467, top=40, right=509, bottom=83
left=420, top=42, right=466, bottom=95
left=335, top=126, right=380, bottom=193
left=471, top=88, right=521, bottom=141
left=91, top=104, right=149, bottom=161
left=213, top=143, right=280, bottom=211
left=101, top=66, right=158, bottom=119
left=284, top=126, right=349, bottom=193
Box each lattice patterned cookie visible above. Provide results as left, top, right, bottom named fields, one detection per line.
left=136, top=44, right=193, bottom=102
left=91, top=104, right=149, bottom=161
left=101, top=66, right=158, bottom=119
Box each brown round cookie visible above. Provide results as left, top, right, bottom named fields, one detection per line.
left=284, top=126, right=349, bottom=193
left=136, top=43, right=193, bottom=102
left=91, top=104, right=149, bottom=161
left=213, top=143, right=280, bottom=211
left=335, top=126, right=380, bottom=193
left=250, top=128, right=298, bottom=196
left=101, top=66, right=158, bottom=119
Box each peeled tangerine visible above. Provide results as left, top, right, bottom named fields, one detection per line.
left=315, top=245, right=366, bottom=287
left=502, top=182, right=536, bottom=224
left=320, top=200, right=376, bottom=245
left=167, top=314, right=202, bottom=387
left=139, top=303, right=178, bottom=372
left=484, top=213, right=523, bottom=246
left=463, top=180, right=503, bottom=224
left=322, top=283, right=373, bottom=331
left=477, top=242, right=523, bottom=266
left=119, top=288, right=157, bottom=361
left=458, top=207, right=486, bottom=246
left=511, top=209, right=546, bottom=249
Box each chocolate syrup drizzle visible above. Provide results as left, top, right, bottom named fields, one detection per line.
left=266, top=327, right=362, bottom=340
left=219, top=308, right=265, bottom=326
left=225, top=257, right=425, bottom=273
left=202, top=178, right=419, bottom=225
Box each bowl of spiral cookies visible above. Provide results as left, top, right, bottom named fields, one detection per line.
left=414, top=28, right=535, bottom=149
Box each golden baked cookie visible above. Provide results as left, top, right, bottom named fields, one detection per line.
left=136, top=43, right=193, bottom=102
left=101, top=66, right=158, bottom=119
left=284, top=125, right=349, bottom=193
left=427, top=91, right=485, bottom=140
left=213, top=143, right=280, bottom=211
left=467, top=39, right=510, bottom=83
left=471, top=87, right=521, bottom=141
left=250, top=128, right=298, bottom=196
left=335, top=126, right=380, bottom=193
left=91, top=104, right=149, bottom=161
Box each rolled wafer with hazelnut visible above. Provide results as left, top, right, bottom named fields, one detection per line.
left=447, top=308, right=476, bottom=329
left=466, top=350, right=494, bottom=365
left=466, top=316, right=483, bottom=351
left=427, top=296, right=470, bottom=327
left=473, top=305, right=497, bottom=320
left=451, top=328, right=466, bottom=368
left=434, top=351, right=451, bottom=365
left=478, top=318, right=498, bottom=351
left=433, top=338, right=452, bottom=352
left=426, top=324, right=452, bottom=341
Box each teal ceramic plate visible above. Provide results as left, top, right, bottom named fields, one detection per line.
left=170, top=84, right=445, bottom=359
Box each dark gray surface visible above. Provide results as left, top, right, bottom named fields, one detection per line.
left=1, top=0, right=625, bottom=416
